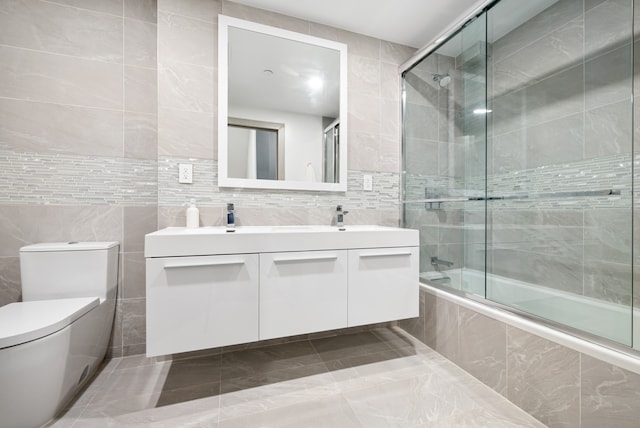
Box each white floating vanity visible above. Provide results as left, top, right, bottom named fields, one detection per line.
left=145, top=225, right=419, bottom=357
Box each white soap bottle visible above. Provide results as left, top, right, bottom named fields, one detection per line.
left=186, top=199, right=199, bottom=228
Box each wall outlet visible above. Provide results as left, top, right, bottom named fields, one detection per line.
left=178, top=163, right=193, bottom=184
left=363, top=174, right=373, bottom=191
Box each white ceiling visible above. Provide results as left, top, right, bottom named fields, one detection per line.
left=230, top=0, right=488, bottom=48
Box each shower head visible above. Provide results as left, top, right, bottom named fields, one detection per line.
left=432, top=73, right=451, bottom=88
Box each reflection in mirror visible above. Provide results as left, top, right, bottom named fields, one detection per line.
left=228, top=117, right=284, bottom=180
left=323, top=119, right=339, bottom=183
left=218, top=16, right=347, bottom=192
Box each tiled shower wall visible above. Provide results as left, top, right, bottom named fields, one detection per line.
left=487, top=0, right=635, bottom=307
left=404, top=0, right=639, bottom=309
left=403, top=50, right=468, bottom=274
left=0, top=0, right=415, bottom=357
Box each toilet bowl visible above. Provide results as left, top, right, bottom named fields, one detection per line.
left=0, top=242, right=119, bottom=428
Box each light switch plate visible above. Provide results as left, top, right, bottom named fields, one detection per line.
left=178, top=163, right=193, bottom=184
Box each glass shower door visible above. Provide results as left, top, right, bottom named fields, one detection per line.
left=485, top=0, right=634, bottom=346
left=402, top=16, right=487, bottom=297
left=403, top=0, right=635, bottom=348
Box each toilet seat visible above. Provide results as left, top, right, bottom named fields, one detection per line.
left=0, top=297, right=99, bottom=349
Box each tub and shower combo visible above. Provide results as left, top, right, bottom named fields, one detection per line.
left=402, top=0, right=640, bottom=368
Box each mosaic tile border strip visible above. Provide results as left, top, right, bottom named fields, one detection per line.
left=0, top=149, right=158, bottom=206
left=158, top=157, right=400, bottom=209
left=404, top=153, right=634, bottom=209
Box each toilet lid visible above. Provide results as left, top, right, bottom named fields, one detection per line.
left=20, top=241, right=119, bottom=252
left=0, top=297, right=99, bottom=349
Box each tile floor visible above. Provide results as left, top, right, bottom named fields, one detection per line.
left=47, top=327, right=546, bottom=427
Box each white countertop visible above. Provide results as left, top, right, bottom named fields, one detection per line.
left=145, top=225, right=419, bottom=257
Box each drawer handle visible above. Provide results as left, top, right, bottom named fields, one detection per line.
left=359, top=251, right=412, bottom=258
left=273, top=254, right=339, bottom=263
left=164, top=260, right=245, bottom=269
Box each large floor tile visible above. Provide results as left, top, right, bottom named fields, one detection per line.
left=46, top=327, right=544, bottom=428
left=219, top=396, right=361, bottom=428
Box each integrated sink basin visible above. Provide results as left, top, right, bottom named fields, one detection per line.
left=145, top=225, right=418, bottom=257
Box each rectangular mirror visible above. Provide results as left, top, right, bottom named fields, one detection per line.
left=218, top=16, right=348, bottom=192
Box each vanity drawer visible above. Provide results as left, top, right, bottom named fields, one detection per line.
left=348, top=247, right=419, bottom=327
left=259, top=250, right=348, bottom=340
left=146, top=254, right=259, bottom=356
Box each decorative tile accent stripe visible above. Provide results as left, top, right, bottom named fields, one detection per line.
left=487, top=153, right=632, bottom=209
left=0, top=149, right=157, bottom=205
left=404, top=153, right=634, bottom=210
left=158, top=156, right=400, bottom=209
left=0, top=150, right=400, bottom=209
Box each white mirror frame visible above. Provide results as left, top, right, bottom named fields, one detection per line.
left=218, top=15, right=348, bottom=192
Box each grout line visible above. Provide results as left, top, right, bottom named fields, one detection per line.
left=157, top=8, right=218, bottom=26
left=0, top=96, right=125, bottom=113
left=36, top=0, right=158, bottom=26
left=0, top=43, right=124, bottom=66
left=40, top=0, right=124, bottom=19
left=578, top=352, right=582, bottom=428
left=122, top=2, right=126, bottom=162
left=216, top=350, right=223, bottom=426
left=491, top=97, right=631, bottom=140
left=491, top=12, right=584, bottom=68
left=157, top=53, right=217, bottom=71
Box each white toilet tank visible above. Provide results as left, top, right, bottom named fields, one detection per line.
left=20, top=242, right=119, bottom=302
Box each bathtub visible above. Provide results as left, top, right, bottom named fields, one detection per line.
left=421, top=268, right=639, bottom=352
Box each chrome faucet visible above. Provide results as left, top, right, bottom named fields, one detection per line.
left=431, top=256, right=454, bottom=268
left=226, top=203, right=235, bottom=232
left=336, top=205, right=349, bottom=230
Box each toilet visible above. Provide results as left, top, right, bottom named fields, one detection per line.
left=0, top=241, right=119, bottom=428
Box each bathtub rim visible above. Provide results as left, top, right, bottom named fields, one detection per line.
left=420, top=280, right=640, bottom=376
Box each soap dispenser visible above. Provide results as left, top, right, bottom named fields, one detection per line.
left=186, top=199, right=199, bottom=228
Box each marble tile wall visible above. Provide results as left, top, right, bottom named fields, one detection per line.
left=490, top=0, right=633, bottom=173
left=0, top=0, right=158, bottom=357
left=399, top=287, right=640, bottom=428
left=486, top=0, right=635, bottom=305
left=158, top=157, right=400, bottom=212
